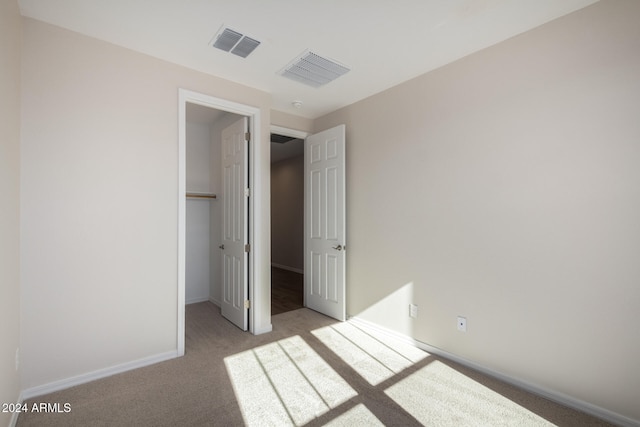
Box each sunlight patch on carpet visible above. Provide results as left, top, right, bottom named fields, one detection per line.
left=312, top=322, right=428, bottom=385
left=384, top=360, right=555, bottom=426
left=224, top=335, right=357, bottom=426
left=323, top=403, right=385, bottom=426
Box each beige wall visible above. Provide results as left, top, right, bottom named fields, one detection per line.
left=271, top=110, right=314, bottom=134
left=315, top=0, right=640, bottom=422
left=20, top=18, right=272, bottom=391
left=0, top=0, right=22, bottom=423
left=271, top=155, right=304, bottom=271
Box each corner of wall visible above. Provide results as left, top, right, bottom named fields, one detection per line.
left=0, top=1, right=23, bottom=426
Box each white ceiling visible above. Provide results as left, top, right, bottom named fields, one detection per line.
left=19, top=0, right=598, bottom=119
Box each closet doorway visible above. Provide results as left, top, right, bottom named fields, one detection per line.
left=178, top=89, right=264, bottom=355
left=185, top=103, right=243, bottom=309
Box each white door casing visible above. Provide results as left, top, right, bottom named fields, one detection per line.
left=179, top=89, right=268, bottom=357
left=305, top=125, right=346, bottom=321
left=221, top=117, right=249, bottom=330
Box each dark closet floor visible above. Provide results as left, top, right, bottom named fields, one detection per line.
left=271, top=266, right=303, bottom=315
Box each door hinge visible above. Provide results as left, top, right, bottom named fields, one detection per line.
left=244, top=188, right=251, bottom=197
left=244, top=300, right=250, bottom=309
left=245, top=132, right=251, bottom=142
left=244, top=243, right=251, bottom=253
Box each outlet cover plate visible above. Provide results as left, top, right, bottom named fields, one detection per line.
left=409, top=304, right=418, bottom=318
left=457, top=316, right=467, bottom=332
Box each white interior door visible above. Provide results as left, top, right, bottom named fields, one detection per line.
left=305, top=124, right=346, bottom=321
left=221, top=117, right=249, bottom=330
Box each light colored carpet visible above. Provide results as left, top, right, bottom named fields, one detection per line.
left=17, top=302, right=615, bottom=426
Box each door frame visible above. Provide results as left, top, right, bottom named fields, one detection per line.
left=270, top=125, right=309, bottom=141
left=178, top=89, right=262, bottom=355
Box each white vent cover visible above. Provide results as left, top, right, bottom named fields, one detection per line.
left=211, top=26, right=261, bottom=58
left=279, top=50, right=350, bottom=88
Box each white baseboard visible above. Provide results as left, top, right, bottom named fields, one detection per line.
left=271, top=263, right=303, bottom=274
left=21, top=350, right=178, bottom=400
left=209, top=297, right=220, bottom=307
left=185, top=296, right=210, bottom=305
left=348, top=316, right=639, bottom=427
left=253, top=323, right=273, bottom=335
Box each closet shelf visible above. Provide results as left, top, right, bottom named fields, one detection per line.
left=186, top=193, right=217, bottom=199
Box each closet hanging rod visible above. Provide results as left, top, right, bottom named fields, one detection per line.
left=186, top=193, right=217, bottom=199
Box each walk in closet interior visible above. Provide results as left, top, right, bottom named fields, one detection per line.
left=185, top=103, right=242, bottom=306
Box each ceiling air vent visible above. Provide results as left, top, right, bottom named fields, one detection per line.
left=278, top=50, right=350, bottom=88
left=211, top=26, right=261, bottom=58
left=232, top=36, right=261, bottom=58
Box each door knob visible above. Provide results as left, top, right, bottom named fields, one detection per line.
left=219, top=244, right=225, bottom=250
left=332, top=245, right=343, bottom=251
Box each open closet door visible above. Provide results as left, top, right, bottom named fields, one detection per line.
left=304, top=125, right=346, bottom=321
left=221, top=117, right=249, bottom=330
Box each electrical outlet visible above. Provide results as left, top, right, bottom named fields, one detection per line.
left=457, top=316, right=467, bottom=332
left=409, top=304, right=418, bottom=318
